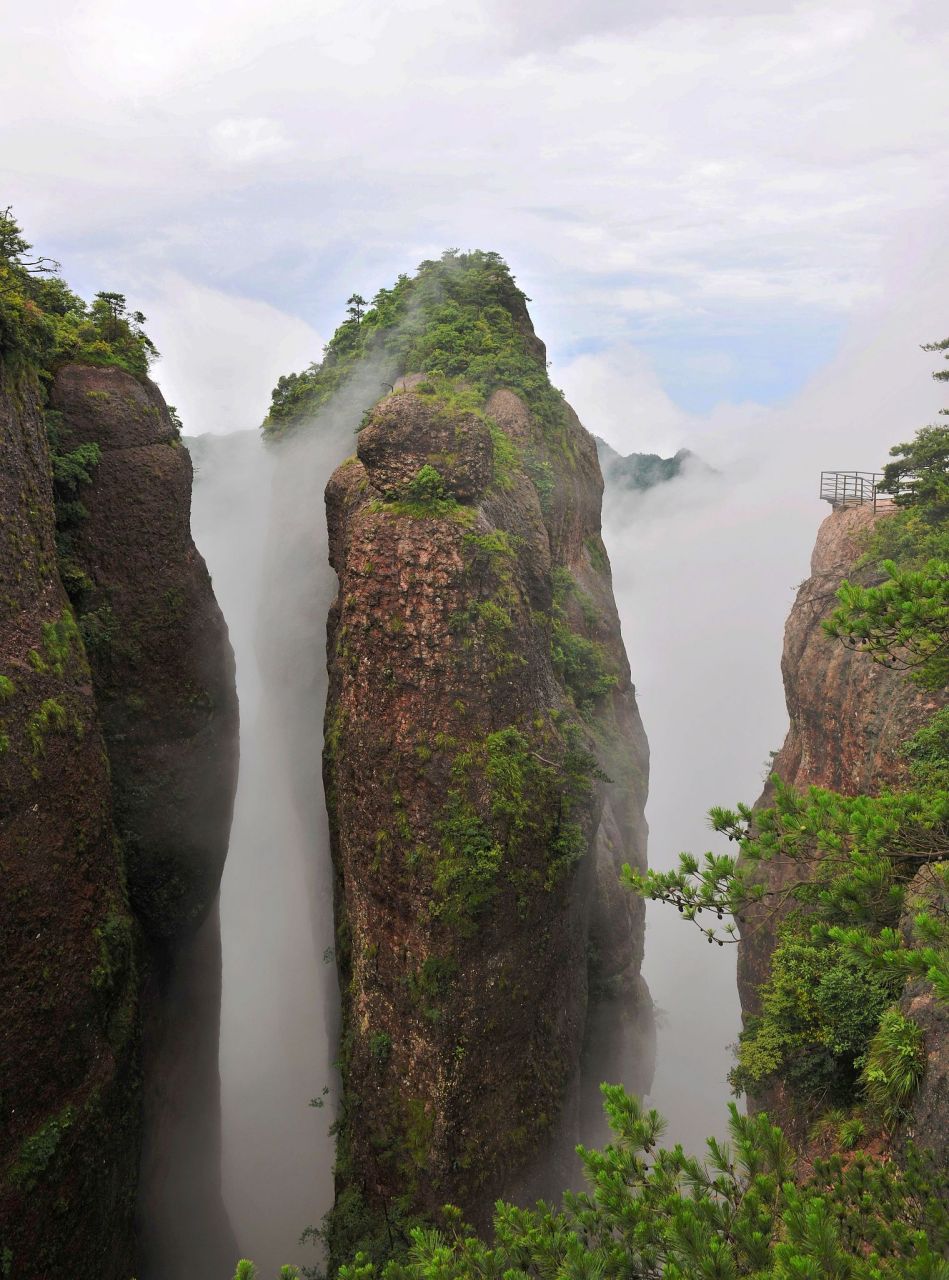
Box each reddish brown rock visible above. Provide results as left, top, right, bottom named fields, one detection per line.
left=323, top=384, right=648, bottom=1242
left=50, top=363, right=239, bottom=940
left=0, top=366, right=140, bottom=1278
left=737, top=505, right=944, bottom=1131
left=763, top=506, right=939, bottom=797
left=48, top=364, right=240, bottom=1276
left=357, top=390, right=494, bottom=502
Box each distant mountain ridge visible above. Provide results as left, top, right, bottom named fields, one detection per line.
left=595, top=437, right=711, bottom=491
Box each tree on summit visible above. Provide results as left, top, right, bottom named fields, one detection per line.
left=347, top=293, right=367, bottom=324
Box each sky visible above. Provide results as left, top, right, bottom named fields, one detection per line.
left=4, top=3, right=948, bottom=1261
left=3, top=0, right=948, bottom=437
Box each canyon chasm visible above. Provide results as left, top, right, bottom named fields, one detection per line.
left=1, top=254, right=655, bottom=1277
left=5, top=242, right=944, bottom=1279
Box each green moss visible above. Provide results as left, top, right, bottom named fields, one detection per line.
left=585, top=534, right=609, bottom=574
left=27, top=697, right=67, bottom=755
left=369, top=1032, right=392, bottom=1066
left=8, top=1105, right=76, bottom=1190
left=0, top=674, right=14, bottom=702
left=550, top=620, right=617, bottom=711
left=425, top=720, right=601, bottom=931
left=488, top=421, right=520, bottom=490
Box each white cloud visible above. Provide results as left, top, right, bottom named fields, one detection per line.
left=210, top=117, right=293, bottom=165
left=2, top=0, right=945, bottom=373
left=141, top=276, right=323, bottom=435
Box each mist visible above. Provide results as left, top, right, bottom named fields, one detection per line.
left=594, top=242, right=948, bottom=1150
left=185, top=352, right=404, bottom=1274
left=173, top=234, right=949, bottom=1273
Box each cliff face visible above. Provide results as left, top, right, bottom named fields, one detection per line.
left=0, top=362, right=238, bottom=1277
left=737, top=505, right=945, bottom=1141
left=323, top=375, right=648, bottom=1237
left=0, top=367, right=140, bottom=1277
left=49, top=364, right=239, bottom=941
left=738, top=507, right=942, bottom=1024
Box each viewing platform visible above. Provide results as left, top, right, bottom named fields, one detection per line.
left=819, top=470, right=910, bottom=512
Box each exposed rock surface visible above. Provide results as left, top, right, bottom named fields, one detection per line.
left=737, top=506, right=944, bottom=1137
left=357, top=393, right=494, bottom=502
left=0, top=366, right=140, bottom=1277
left=0, top=362, right=239, bottom=1277
left=50, top=364, right=239, bottom=941
left=323, top=380, right=649, bottom=1241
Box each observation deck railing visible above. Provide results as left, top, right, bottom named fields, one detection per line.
left=819, top=470, right=913, bottom=512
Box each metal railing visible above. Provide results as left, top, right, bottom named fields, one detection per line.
left=819, top=470, right=905, bottom=512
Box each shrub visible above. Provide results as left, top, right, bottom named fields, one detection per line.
left=861, top=1008, right=925, bottom=1126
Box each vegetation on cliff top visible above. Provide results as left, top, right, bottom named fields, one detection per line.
left=630, top=347, right=949, bottom=1137
left=0, top=208, right=157, bottom=380
left=263, top=249, right=567, bottom=438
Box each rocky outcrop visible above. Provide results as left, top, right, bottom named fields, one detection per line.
left=48, top=364, right=240, bottom=1278
left=758, top=506, right=939, bottom=798
left=737, top=506, right=943, bottom=1026
left=49, top=364, right=239, bottom=941
left=323, top=378, right=648, bottom=1244
left=0, top=366, right=140, bottom=1277
left=0, top=361, right=239, bottom=1278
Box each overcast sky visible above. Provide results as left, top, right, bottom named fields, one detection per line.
left=3, top=0, right=947, bottom=439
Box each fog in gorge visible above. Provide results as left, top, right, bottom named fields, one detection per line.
left=592, top=244, right=948, bottom=1150
left=171, top=240, right=947, bottom=1267
left=187, top=429, right=337, bottom=1276
left=185, top=356, right=406, bottom=1274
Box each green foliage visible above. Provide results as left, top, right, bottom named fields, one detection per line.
left=404, top=465, right=450, bottom=509
left=824, top=558, right=949, bottom=689
left=861, top=1009, right=926, bottom=1126
left=27, top=697, right=67, bottom=755
left=827, top=373, right=949, bottom=684
left=880, top=425, right=949, bottom=523
left=369, top=1032, right=392, bottom=1066
left=731, top=923, right=902, bottom=1105
left=8, top=1106, right=76, bottom=1190
left=233, top=1262, right=300, bottom=1280
left=628, top=407, right=949, bottom=1127
left=373, top=461, right=467, bottom=521
left=0, top=207, right=156, bottom=377
left=263, top=250, right=565, bottom=441
left=627, top=704, right=949, bottom=1114
left=549, top=570, right=617, bottom=712
left=431, top=796, right=504, bottom=932
left=423, top=721, right=602, bottom=932
left=313, top=1087, right=949, bottom=1280
left=550, top=620, right=617, bottom=711
left=875, top=342, right=948, bottom=518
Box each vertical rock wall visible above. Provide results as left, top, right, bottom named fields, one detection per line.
left=0, top=367, right=141, bottom=1278
left=0, top=361, right=239, bottom=1278
left=323, top=378, right=649, bottom=1246
left=48, top=363, right=240, bottom=1279
left=738, top=506, right=943, bottom=1025
left=737, top=505, right=946, bottom=1142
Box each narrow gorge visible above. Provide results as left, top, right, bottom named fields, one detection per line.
left=3, top=222, right=946, bottom=1279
